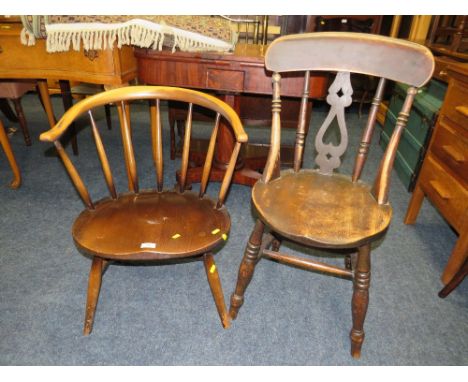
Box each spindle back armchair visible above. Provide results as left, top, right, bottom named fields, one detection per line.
left=229, top=32, right=434, bottom=358
left=40, top=86, right=247, bottom=334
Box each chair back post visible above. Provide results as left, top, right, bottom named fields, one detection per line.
left=372, top=86, right=418, bottom=204
left=179, top=103, right=193, bottom=193
left=352, top=77, right=387, bottom=182
left=293, top=70, right=311, bottom=172
left=262, top=72, right=282, bottom=183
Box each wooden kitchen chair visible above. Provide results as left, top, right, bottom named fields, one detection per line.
left=229, top=33, right=434, bottom=358
left=40, top=86, right=247, bottom=335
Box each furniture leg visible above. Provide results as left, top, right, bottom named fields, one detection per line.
left=0, top=120, right=21, bottom=188
left=59, top=80, right=79, bottom=155
left=203, top=253, right=230, bottom=329
left=36, top=80, right=56, bottom=129
left=439, top=258, right=467, bottom=298
left=404, top=183, right=425, bottom=224
left=12, top=98, right=31, bottom=146
left=0, top=98, right=18, bottom=122
left=441, top=216, right=468, bottom=284
left=229, top=219, right=265, bottom=319
left=104, top=104, right=112, bottom=130
left=83, top=256, right=104, bottom=335
left=350, top=243, right=371, bottom=359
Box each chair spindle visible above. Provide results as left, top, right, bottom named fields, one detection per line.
left=293, top=70, right=310, bottom=172
left=352, top=77, right=387, bottom=182
left=217, top=141, right=242, bottom=209
left=118, top=101, right=138, bottom=193
left=179, top=102, right=193, bottom=193
left=54, top=140, right=94, bottom=209
left=88, top=111, right=117, bottom=199
left=199, top=113, right=221, bottom=198
left=150, top=99, right=164, bottom=192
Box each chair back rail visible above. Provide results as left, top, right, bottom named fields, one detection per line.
left=262, top=32, right=434, bottom=204
left=40, top=86, right=246, bottom=209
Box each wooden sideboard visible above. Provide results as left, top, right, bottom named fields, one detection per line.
left=135, top=44, right=328, bottom=186
left=405, top=63, right=468, bottom=284
left=0, top=22, right=137, bottom=139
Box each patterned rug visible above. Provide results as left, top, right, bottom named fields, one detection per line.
left=20, top=15, right=238, bottom=53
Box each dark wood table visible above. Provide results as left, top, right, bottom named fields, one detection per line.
left=135, top=43, right=328, bottom=186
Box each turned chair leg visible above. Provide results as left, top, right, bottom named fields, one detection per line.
left=203, top=253, right=230, bottom=329
left=229, top=219, right=265, bottom=319
left=83, top=257, right=105, bottom=335
left=350, top=243, right=371, bottom=359
left=12, top=98, right=31, bottom=146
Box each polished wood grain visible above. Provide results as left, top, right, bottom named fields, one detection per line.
left=0, top=119, right=21, bottom=188
left=253, top=170, right=392, bottom=248
left=40, top=86, right=246, bottom=333
left=405, top=63, right=468, bottom=286
left=0, top=22, right=137, bottom=145
left=230, top=32, right=435, bottom=359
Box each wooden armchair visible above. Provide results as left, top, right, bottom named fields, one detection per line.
left=40, top=86, right=247, bottom=334
left=229, top=32, right=434, bottom=358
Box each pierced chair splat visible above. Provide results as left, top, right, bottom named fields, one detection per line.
left=40, top=86, right=247, bottom=335
left=229, top=32, right=434, bottom=359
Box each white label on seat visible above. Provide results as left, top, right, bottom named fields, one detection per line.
left=140, top=242, right=157, bottom=249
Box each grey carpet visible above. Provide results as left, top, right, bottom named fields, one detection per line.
left=0, top=93, right=466, bottom=365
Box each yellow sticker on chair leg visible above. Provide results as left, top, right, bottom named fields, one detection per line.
left=222, top=233, right=228, bottom=241
left=209, top=264, right=216, bottom=274
left=172, top=233, right=181, bottom=239
left=211, top=228, right=220, bottom=235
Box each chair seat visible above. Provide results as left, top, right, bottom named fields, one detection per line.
left=72, top=190, right=230, bottom=260
left=252, top=169, right=392, bottom=248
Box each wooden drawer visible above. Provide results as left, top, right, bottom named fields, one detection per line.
left=206, top=68, right=244, bottom=92
left=430, top=118, right=468, bottom=185
left=441, top=80, right=468, bottom=129
left=419, top=155, right=468, bottom=231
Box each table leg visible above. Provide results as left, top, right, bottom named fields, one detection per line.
left=0, top=98, right=19, bottom=122
left=0, top=120, right=21, bottom=188
left=59, top=80, right=79, bottom=155
left=36, top=80, right=56, bottom=129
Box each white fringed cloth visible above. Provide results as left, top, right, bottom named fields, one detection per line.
left=20, top=15, right=238, bottom=53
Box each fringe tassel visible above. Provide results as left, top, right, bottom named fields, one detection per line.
left=43, top=21, right=232, bottom=53
left=20, top=28, right=36, bottom=46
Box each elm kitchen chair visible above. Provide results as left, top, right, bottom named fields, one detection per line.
left=229, top=33, right=434, bottom=358
left=40, top=86, right=247, bottom=334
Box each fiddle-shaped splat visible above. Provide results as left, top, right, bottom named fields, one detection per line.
left=315, top=71, right=353, bottom=175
